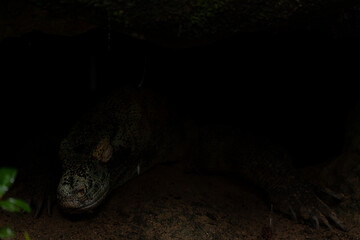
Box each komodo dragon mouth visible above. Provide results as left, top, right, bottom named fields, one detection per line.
left=57, top=161, right=110, bottom=213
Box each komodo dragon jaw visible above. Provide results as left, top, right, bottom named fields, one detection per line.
left=57, top=162, right=110, bottom=213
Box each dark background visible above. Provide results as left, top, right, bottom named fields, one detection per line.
left=1, top=15, right=360, bottom=173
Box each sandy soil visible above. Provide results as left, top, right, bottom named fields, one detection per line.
left=1, top=163, right=360, bottom=240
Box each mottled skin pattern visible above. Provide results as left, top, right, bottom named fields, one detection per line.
left=57, top=87, right=345, bottom=230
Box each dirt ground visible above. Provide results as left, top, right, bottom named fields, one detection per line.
left=1, top=164, right=360, bottom=240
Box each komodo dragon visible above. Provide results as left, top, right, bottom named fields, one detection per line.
left=56, top=87, right=346, bottom=230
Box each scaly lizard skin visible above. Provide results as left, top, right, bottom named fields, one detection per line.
left=57, top=87, right=345, bottom=230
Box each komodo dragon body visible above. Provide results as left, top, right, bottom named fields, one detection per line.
left=57, top=87, right=345, bottom=230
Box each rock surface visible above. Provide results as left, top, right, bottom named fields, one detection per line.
left=1, top=0, right=359, bottom=46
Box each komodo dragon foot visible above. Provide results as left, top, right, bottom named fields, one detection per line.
left=268, top=177, right=346, bottom=231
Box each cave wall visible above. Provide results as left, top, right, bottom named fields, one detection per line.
left=1, top=0, right=360, bottom=46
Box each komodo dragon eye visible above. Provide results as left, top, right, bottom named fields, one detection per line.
left=77, top=188, right=85, bottom=198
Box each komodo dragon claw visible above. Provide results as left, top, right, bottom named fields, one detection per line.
left=32, top=192, right=53, bottom=218
left=268, top=178, right=347, bottom=231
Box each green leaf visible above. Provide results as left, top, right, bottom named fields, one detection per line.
left=0, top=227, right=15, bottom=238
left=0, top=168, right=17, bottom=197
left=9, top=198, right=31, bottom=213
left=24, top=231, right=31, bottom=240
left=0, top=198, right=31, bottom=213
left=0, top=199, right=20, bottom=212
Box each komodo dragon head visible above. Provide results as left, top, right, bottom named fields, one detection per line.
left=57, top=137, right=113, bottom=213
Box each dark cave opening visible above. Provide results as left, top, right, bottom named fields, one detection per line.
left=1, top=28, right=359, bottom=171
